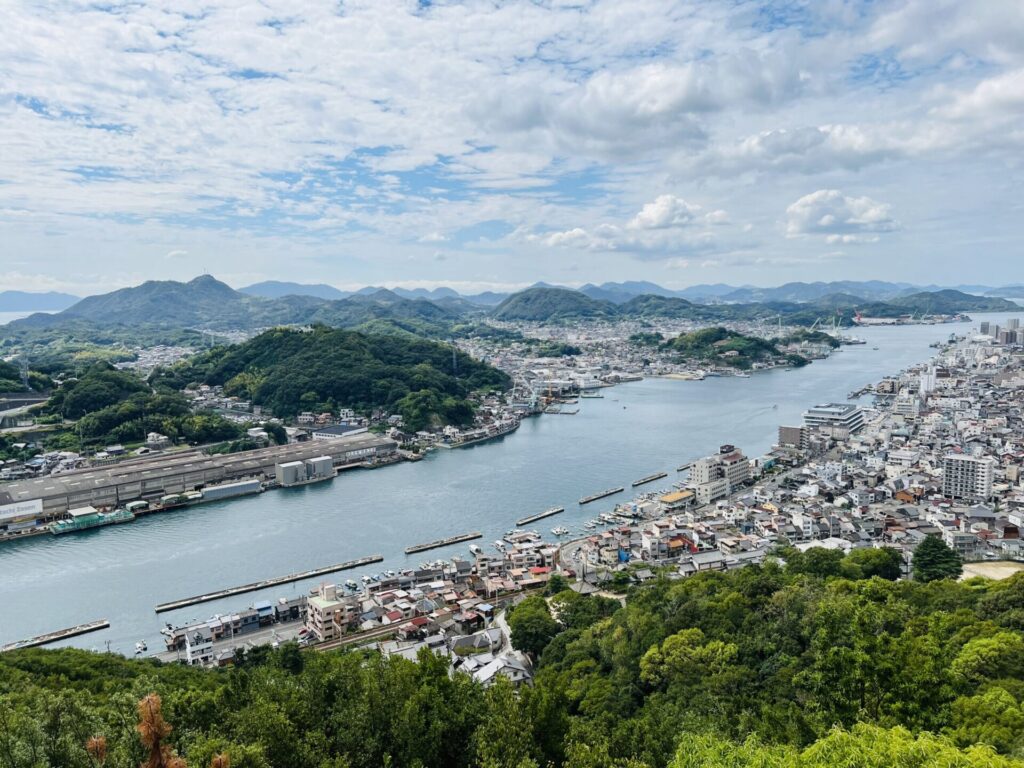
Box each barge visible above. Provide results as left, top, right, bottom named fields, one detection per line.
left=578, top=487, right=625, bottom=505
left=632, top=472, right=668, bottom=487
left=405, top=531, right=482, bottom=555
left=49, top=507, right=135, bottom=535
left=516, top=506, right=565, bottom=526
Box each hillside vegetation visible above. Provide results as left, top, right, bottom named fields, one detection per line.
left=154, top=326, right=511, bottom=430
left=43, top=364, right=244, bottom=449
left=665, top=327, right=806, bottom=369
left=3, top=557, right=1024, bottom=768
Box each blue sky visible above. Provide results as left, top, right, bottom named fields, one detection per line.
left=1, top=0, right=1023, bottom=295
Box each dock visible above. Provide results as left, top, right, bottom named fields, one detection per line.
left=154, top=555, right=384, bottom=613
left=632, top=472, right=668, bottom=487
left=676, top=462, right=692, bottom=472
left=1, top=619, right=109, bottom=652
left=579, top=487, right=625, bottom=505
left=516, top=507, right=565, bottom=526
left=405, top=532, right=482, bottom=555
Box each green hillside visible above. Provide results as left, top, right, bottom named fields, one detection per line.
left=491, top=287, right=617, bottom=321
left=665, top=327, right=806, bottom=369
left=3, top=559, right=1024, bottom=768
left=155, top=326, right=510, bottom=429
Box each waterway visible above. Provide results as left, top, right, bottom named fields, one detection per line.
left=1, top=311, right=1021, bottom=653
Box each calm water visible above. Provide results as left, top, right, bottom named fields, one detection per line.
left=1, top=312, right=1021, bottom=653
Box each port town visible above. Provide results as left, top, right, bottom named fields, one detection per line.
left=2, top=310, right=1024, bottom=658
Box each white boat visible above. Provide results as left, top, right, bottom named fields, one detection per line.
left=551, top=526, right=570, bottom=536
left=344, top=580, right=358, bottom=590
left=493, top=541, right=506, bottom=552
left=135, top=640, right=147, bottom=654
left=583, top=522, right=597, bottom=530
left=361, top=575, right=372, bottom=584
left=469, top=544, right=483, bottom=555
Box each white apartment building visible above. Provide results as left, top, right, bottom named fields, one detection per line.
left=942, top=454, right=995, bottom=501
left=691, top=445, right=751, bottom=505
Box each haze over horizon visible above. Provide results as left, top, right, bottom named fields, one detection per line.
left=3, top=0, right=1023, bottom=296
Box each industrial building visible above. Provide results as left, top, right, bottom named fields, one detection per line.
left=0, top=434, right=396, bottom=523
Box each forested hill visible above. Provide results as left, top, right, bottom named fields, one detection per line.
left=488, top=285, right=1019, bottom=324
left=9, top=276, right=466, bottom=335
left=491, top=286, right=618, bottom=321
left=154, top=326, right=510, bottom=428
left=3, top=558, right=1024, bottom=768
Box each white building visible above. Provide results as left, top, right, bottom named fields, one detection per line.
left=942, top=454, right=995, bottom=501
left=803, top=403, right=865, bottom=433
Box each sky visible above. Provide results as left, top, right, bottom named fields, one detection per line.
left=2, top=0, right=1023, bottom=296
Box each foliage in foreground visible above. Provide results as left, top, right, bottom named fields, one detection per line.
left=3, top=556, right=1024, bottom=768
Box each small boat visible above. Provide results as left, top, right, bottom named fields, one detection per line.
left=872, top=346, right=880, bottom=350
left=135, top=640, right=147, bottom=655
left=344, top=579, right=358, bottom=590
left=361, top=575, right=372, bottom=584
left=551, top=526, right=570, bottom=536
left=734, top=372, right=750, bottom=378
left=469, top=544, right=483, bottom=555
left=493, top=541, right=506, bottom=552
left=583, top=521, right=597, bottom=530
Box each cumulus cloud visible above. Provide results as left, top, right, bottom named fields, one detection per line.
left=785, top=190, right=900, bottom=243
left=0, top=0, right=1021, bottom=288
left=531, top=195, right=728, bottom=256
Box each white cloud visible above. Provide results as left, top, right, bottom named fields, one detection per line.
left=532, top=195, right=728, bottom=257
left=0, top=0, right=1022, bottom=288
left=785, top=190, right=900, bottom=243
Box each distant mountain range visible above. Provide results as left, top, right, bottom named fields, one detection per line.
left=3, top=277, right=1020, bottom=337
left=0, top=290, right=80, bottom=312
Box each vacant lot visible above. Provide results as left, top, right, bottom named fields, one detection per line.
left=961, top=561, right=1024, bottom=580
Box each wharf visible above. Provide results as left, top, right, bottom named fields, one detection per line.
left=579, top=487, right=624, bottom=505
left=404, top=531, right=482, bottom=554
left=516, top=507, right=565, bottom=526
left=676, top=462, right=692, bottom=472
left=632, top=472, right=668, bottom=487
left=1, top=619, right=109, bottom=652
left=154, top=555, right=383, bottom=613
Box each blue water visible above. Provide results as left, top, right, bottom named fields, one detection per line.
left=1, top=312, right=1020, bottom=653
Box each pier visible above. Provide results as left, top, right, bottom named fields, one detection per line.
left=676, top=462, right=692, bottom=472
left=579, top=487, right=624, bottom=505
left=1, top=619, right=109, bottom=652
left=516, top=507, right=565, bottom=526
left=154, top=555, right=383, bottom=613
left=632, top=471, right=668, bottom=487
left=405, top=532, right=482, bottom=554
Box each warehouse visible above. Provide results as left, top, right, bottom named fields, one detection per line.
left=0, top=434, right=396, bottom=516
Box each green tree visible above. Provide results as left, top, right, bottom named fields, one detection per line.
left=508, top=596, right=560, bottom=657
left=912, top=536, right=963, bottom=582
left=841, top=547, right=903, bottom=580
left=950, top=687, right=1024, bottom=753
